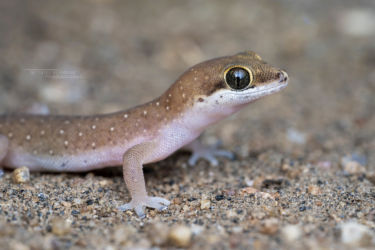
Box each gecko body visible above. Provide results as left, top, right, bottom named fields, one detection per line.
left=0, top=51, right=288, bottom=217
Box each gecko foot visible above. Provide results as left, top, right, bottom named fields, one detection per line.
left=118, top=196, right=170, bottom=218
left=188, top=141, right=235, bottom=167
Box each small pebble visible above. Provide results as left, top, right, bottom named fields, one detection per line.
left=12, top=167, right=30, bottom=183
left=240, top=187, right=258, bottom=195
left=307, top=185, right=322, bottom=195
left=365, top=172, right=375, bottom=185
left=112, top=225, right=135, bottom=245
left=215, top=195, right=225, bottom=201
left=51, top=217, right=71, bottom=236
left=145, top=222, right=169, bottom=246
left=281, top=224, right=302, bottom=242
left=168, top=225, right=192, bottom=247
left=38, top=193, right=48, bottom=201
left=338, top=9, right=375, bottom=37
left=9, top=242, right=30, bottom=250
left=260, top=218, right=279, bottom=235
left=341, top=154, right=366, bottom=175
left=286, top=128, right=306, bottom=144
left=71, top=210, right=80, bottom=215
left=200, top=199, right=211, bottom=209
left=340, top=221, right=374, bottom=247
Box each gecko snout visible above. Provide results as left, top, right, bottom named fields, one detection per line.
left=277, top=70, right=288, bottom=83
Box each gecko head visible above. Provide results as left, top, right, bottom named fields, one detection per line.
left=175, top=51, right=288, bottom=118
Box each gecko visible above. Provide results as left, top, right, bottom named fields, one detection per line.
left=0, top=51, right=288, bottom=218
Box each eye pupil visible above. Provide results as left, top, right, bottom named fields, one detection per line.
left=225, top=67, right=251, bottom=90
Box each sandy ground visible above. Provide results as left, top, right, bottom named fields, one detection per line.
left=0, top=0, right=374, bottom=249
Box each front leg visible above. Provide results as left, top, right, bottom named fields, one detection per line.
left=118, top=142, right=170, bottom=218
left=183, top=139, right=235, bottom=166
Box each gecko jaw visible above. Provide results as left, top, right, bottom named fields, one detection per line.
left=238, top=80, right=288, bottom=100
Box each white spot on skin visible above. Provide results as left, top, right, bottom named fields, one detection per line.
left=110, top=127, right=115, bottom=132
left=166, top=99, right=170, bottom=103
left=92, top=125, right=96, bottom=130
left=143, top=110, right=147, bottom=115
left=182, top=93, right=186, bottom=98
left=26, top=135, right=31, bottom=140
left=124, top=114, right=128, bottom=119
left=204, top=75, right=209, bottom=80
left=78, top=132, right=83, bottom=137
left=135, top=123, right=139, bottom=127
left=166, top=106, right=170, bottom=111
left=8, top=132, right=13, bottom=138
left=33, top=150, right=38, bottom=155
left=91, top=142, right=96, bottom=148
left=156, top=102, right=160, bottom=106
left=49, top=150, right=54, bottom=155
left=64, top=141, right=69, bottom=146
left=40, top=130, right=45, bottom=136
left=143, top=129, right=147, bottom=133
left=168, top=93, right=172, bottom=97
left=59, top=130, right=64, bottom=135
left=194, top=77, right=198, bottom=81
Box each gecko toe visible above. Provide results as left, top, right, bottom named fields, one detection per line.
left=118, top=203, right=132, bottom=212
left=159, top=206, right=168, bottom=211
left=151, top=197, right=171, bottom=205
left=214, top=150, right=235, bottom=160
left=135, top=206, right=146, bottom=218
left=207, top=156, right=219, bottom=167
left=188, top=155, right=199, bottom=166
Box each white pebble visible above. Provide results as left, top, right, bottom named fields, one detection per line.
left=168, top=225, right=192, bottom=247
left=340, top=221, right=374, bottom=247
left=12, top=167, right=30, bottom=183
left=281, top=224, right=302, bottom=242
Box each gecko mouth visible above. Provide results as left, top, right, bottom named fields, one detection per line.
left=240, top=80, right=288, bottom=98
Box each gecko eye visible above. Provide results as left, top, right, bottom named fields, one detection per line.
left=225, top=67, right=253, bottom=90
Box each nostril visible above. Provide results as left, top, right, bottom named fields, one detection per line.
left=278, top=71, right=288, bottom=82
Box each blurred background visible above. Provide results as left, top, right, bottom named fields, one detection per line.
left=0, top=0, right=373, bottom=161
left=0, top=0, right=374, bottom=248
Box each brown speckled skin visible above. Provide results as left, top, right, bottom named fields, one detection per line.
left=0, top=51, right=288, bottom=217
